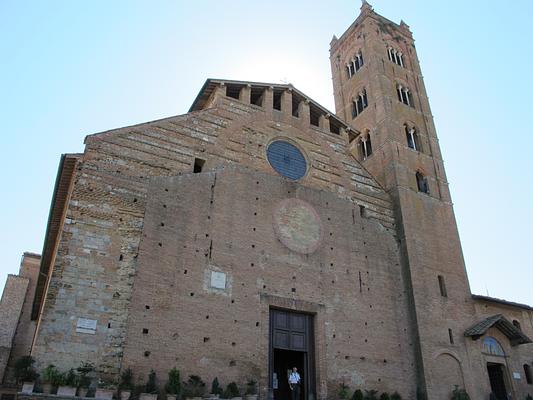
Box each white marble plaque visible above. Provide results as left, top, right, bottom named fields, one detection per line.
left=210, top=271, right=226, bottom=289
left=513, top=372, right=521, bottom=380
left=76, top=317, right=97, bottom=334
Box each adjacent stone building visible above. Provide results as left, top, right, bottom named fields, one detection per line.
left=1, top=2, right=532, bottom=400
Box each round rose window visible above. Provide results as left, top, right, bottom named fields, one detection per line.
left=267, top=140, right=307, bottom=180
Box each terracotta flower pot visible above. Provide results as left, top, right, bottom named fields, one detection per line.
left=78, top=387, right=90, bottom=398
left=140, top=393, right=158, bottom=400
left=120, top=390, right=132, bottom=400
left=57, top=386, right=77, bottom=397
left=21, top=382, right=35, bottom=394
left=42, top=383, right=53, bottom=394
left=95, top=388, right=115, bottom=400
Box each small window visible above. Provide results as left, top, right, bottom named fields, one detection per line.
left=512, top=320, right=521, bottom=330
left=416, top=172, right=429, bottom=194
left=524, top=364, right=532, bottom=385
left=250, top=87, right=265, bottom=106
left=352, top=89, right=368, bottom=118
left=448, top=329, right=454, bottom=344
left=346, top=51, right=364, bottom=79
left=438, top=275, right=447, bottom=297
left=193, top=158, right=205, bottom=173
left=226, top=85, right=241, bottom=100
left=358, top=132, right=372, bottom=160
left=387, top=46, right=405, bottom=68
left=397, top=85, right=414, bottom=107
left=273, top=90, right=282, bottom=111
left=405, top=125, right=421, bottom=151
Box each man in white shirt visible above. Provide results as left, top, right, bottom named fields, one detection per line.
left=288, top=367, right=301, bottom=400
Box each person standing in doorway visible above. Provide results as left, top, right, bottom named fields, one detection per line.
left=288, top=367, right=301, bottom=400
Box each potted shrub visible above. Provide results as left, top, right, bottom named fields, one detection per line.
left=244, top=380, right=257, bottom=400
left=338, top=382, right=350, bottom=400
left=210, top=377, right=223, bottom=399
left=140, top=370, right=158, bottom=400
left=182, top=375, right=205, bottom=400
left=119, top=368, right=134, bottom=400
left=451, top=386, right=470, bottom=400
left=42, top=364, right=61, bottom=394
left=95, top=376, right=117, bottom=400
left=223, top=382, right=240, bottom=400
left=164, top=368, right=181, bottom=400
left=364, top=390, right=378, bottom=400
left=14, top=356, right=39, bottom=394
left=57, top=369, right=78, bottom=397
left=76, top=363, right=94, bottom=397
left=390, top=393, right=402, bottom=400
left=352, top=390, right=363, bottom=400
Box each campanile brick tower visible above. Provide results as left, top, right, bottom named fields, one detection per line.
left=330, top=2, right=475, bottom=398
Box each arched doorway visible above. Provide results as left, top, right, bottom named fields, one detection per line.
left=482, top=337, right=511, bottom=400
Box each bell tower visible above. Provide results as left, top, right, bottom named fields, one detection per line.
left=330, top=2, right=475, bottom=398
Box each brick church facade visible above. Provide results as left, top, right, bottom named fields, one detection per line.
left=1, top=2, right=532, bottom=400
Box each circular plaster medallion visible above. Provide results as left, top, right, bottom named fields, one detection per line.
left=273, top=198, right=323, bottom=254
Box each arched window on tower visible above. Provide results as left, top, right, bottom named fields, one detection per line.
left=346, top=51, right=364, bottom=79
left=524, top=364, right=532, bottom=385
left=405, top=125, right=421, bottom=152
left=387, top=46, right=405, bottom=67
left=351, top=89, right=368, bottom=118
left=397, top=84, right=414, bottom=107
left=416, top=171, right=429, bottom=194
left=358, top=132, right=373, bottom=160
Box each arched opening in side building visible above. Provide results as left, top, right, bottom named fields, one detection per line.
left=269, top=309, right=316, bottom=400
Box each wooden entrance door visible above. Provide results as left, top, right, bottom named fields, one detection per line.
left=269, top=309, right=315, bottom=400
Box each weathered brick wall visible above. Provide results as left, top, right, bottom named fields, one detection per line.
left=4, top=253, right=41, bottom=384
left=0, top=275, right=29, bottom=382
left=121, top=167, right=414, bottom=398
left=31, top=87, right=400, bottom=394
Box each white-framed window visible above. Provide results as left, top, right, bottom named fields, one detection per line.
left=416, top=171, right=429, bottom=194
left=405, top=125, right=421, bottom=151
left=397, top=84, right=414, bottom=107
left=358, top=131, right=373, bottom=160
left=351, top=89, right=368, bottom=118
left=387, top=46, right=405, bottom=67
left=346, top=51, right=364, bottom=78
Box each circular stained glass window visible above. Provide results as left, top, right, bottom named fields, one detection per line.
left=267, top=140, right=307, bottom=180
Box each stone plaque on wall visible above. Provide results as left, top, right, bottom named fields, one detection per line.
left=76, top=317, right=97, bottom=334
left=210, top=271, right=226, bottom=289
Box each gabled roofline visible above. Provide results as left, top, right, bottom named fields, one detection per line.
left=188, top=78, right=358, bottom=135
left=465, top=313, right=532, bottom=346
left=472, top=294, right=533, bottom=312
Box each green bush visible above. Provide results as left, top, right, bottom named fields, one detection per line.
left=338, top=382, right=350, bottom=400
left=182, top=375, right=206, bottom=398
left=380, top=393, right=390, bottom=400
left=145, top=370, right=158, bottom=394
left=245, top=380, right=257, bottom=395
left=119, top=368, right=134, bottom=391
left=76, top=363, right=94, bottom=388
left=526, top=395, right=533, bottom=400
left=351, top=389, right=364, bottom=400
left=390, top=392, right=402, bottom=400
left=211, top=378, right=223, bottom=396
left=223, top=382, right=240, bottom=399
left=364, top=390, right=378, bottom=400
left=42, top=365, right=62, bottom=386
left=165, top=368, right=181, bottom=396
left=63, top=369, right=77, bottom=386
left=451, top=386, right=470, bottom=400
left=14, top=356, right=38, bottom=383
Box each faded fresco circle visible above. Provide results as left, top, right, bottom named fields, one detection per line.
left=273, top=199, right=323, bottom=254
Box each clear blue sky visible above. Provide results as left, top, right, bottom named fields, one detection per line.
left=1, top=1, right=532, bottom=305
